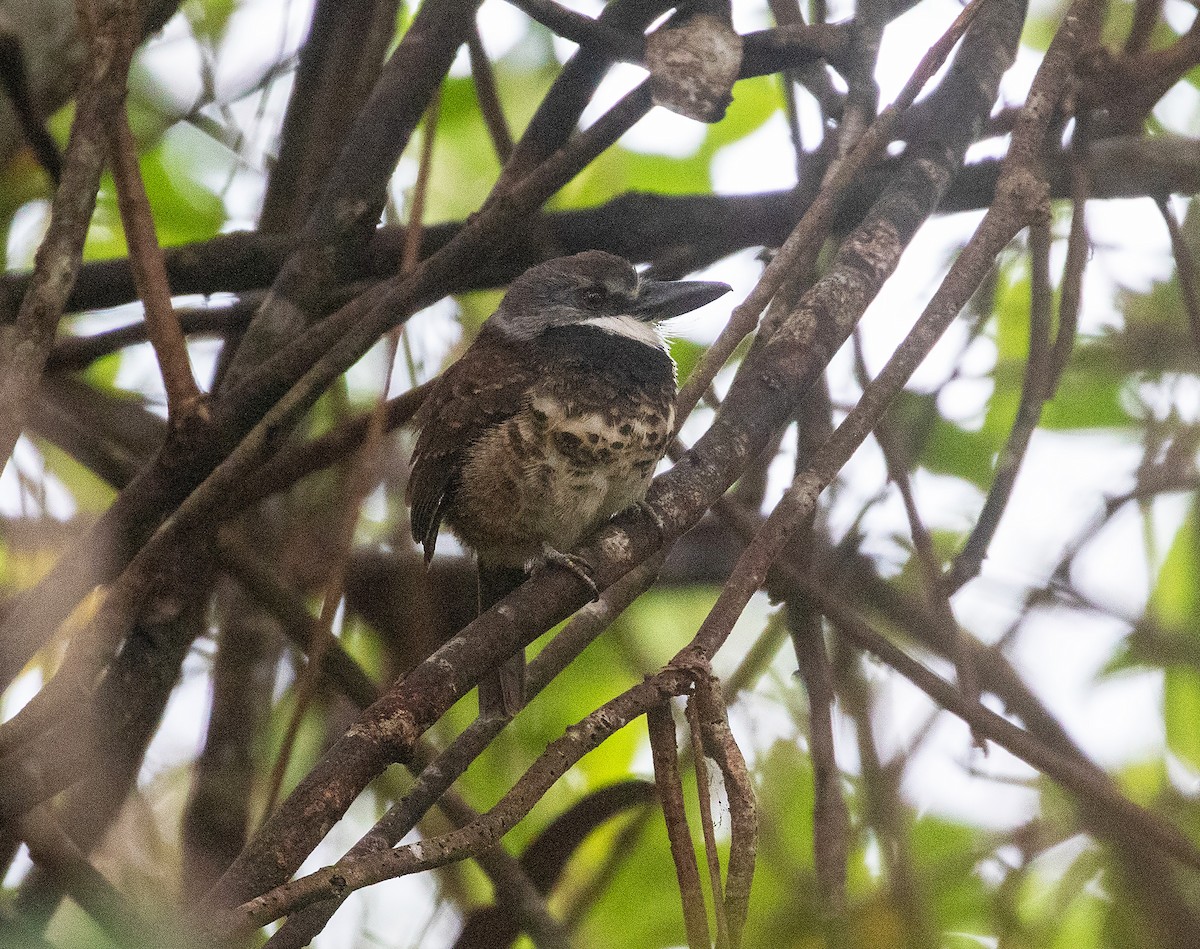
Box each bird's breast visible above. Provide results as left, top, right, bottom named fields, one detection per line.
left=450, top=380, right=675, bottom=567
left=531, top=392, right=674, bottom=501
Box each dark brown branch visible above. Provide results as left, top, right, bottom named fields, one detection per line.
left=677, top=0, right=1090, bottom=682
left=7, top=136, right=1191, bottom=335
left=858, top=329, right=979, bottom=720
left=0, top=0, right=138, bottom=465
left=266, top=556, right=663, bottom=947
left=200, top=0, right=1020, bottom=910
left=0, top=28, right=62, bottom=183
left=1046, top=124, right=1090, bottom=390
left=467, top=25, right=514, bottom=163
left=180, top=575, right=281, bottom=899
left=1158, top=197, right=1200, bottom=358
left=832, top=646, right=935, bottom=947
left=208, top=670, right=694, bottom=936
left=223, top=0, right=481, bottom=384
left=684, top=695, right=728, bottom=949
left=259, top=0, right=401, bottom=234
left=788, top=605, right=849, bottom=922
left=692, top=674, right=756, bottom=949
left=503, top=0, right=645, bottom=60
left=1123, top=0, right=1162, bottom=53
left=647, top=701, right=710, bottom=949
left=945, top=221, right=1059, bottom=591
left=108, top=111, right=205, bottom=422
left=1079, top=13, right=1200, bottom=134
left=47, top=298, right=256, bottom=372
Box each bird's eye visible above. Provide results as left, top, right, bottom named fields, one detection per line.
left=580, top=287, right=606, bottom=310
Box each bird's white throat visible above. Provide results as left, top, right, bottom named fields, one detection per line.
left=580, top=314, right=669, bottom=350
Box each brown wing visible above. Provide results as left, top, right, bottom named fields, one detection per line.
left=407, top=329, right=535, bottom=561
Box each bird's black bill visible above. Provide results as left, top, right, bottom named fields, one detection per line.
left=634, top=278, right=731, bottom=321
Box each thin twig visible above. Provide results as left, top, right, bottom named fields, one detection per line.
left=0, top=30, right=63, bottom=183
left=1046, top=115, right=1090, bottom=391
left=691, top=672, right=757, bottom=949
left=852, top=330, right=982, bottom=723
left=468, top=26, right=514, bottom=163
left=946, top=220, right=1056, bottom=592
left=108, top=111, right=206, bottom=423
left=788, top=602, right=850, bottom=923
left=502, top=0, right=645, bottom=60
left=0, top=0, right=139, bottom=466
left=647, top=701, right=711, bottom=949
left=832, top=646, right=936, bottom=948
left=1158, top=197, right=1200, bottom=358
left=685, top=694, right=728, bottom=949
left=674, top=0, right=989, bottom=427
left=209, top=670, right=695, bottom=936
left=265, top=555, right=664, bottom=947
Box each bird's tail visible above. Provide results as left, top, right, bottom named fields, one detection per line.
left=477, top=562, right=528, bottom=718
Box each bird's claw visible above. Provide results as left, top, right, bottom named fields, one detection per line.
left=535, top=547, right=600, bottom=602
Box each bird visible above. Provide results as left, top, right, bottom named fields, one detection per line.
left=407, top=250, right=731, bottom=718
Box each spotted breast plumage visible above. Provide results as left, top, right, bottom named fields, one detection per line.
left=408, top=251, right=730, bottom=717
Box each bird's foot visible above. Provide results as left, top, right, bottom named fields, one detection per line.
left=534, top=545, right=600, bottom=602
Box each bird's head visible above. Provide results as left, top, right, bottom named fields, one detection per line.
left=490, top=251, right=731, bottom=345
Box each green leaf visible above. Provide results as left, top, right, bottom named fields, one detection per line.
left=185, top=0, right=239, bottom=41
left=1020, top=12, right=1064, bottom=53
left=426, top=77, right=505, bottom=222
left=456, top=288, right=505, bottom=337
left=699, top=74, right=783, bottom=154
left=669, top=337, right=707, bottom=387
left=36, top=441, right=117, bottom=515
left=991, top=261, right=1032, bottom=364
left=85, top=125, right=227, bottom=260
left=555, top=74, right=781, bottom=210
left=1152, top=502, right=1200, bottom=629
left=578, top=806, right=692, bottom=947
left=1165, top=669, right=1200, bottom=772
left=910, top=814, right=992, bottom=934
left=136, top=129, right=227, bottom=246
left=1112, top=277, right=1198, bottom=376
left=1113, top=757, right=1168, bottom=806
left=887, top=390, right=997, bottom=489
left=82, top=350, right=123, bottom=394
left=1150, top=503, right=1200, bottom=770
left=555, top=145, right=712, bottom=208
left=1040, top=359, right=1136, bottom=431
